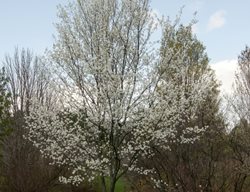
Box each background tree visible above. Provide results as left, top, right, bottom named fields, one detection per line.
left=0, top=68, right=12, bottom=189
left=229, top=119, right=250, bottom=192
left=226, top=46, right=250, bottom=192
left=131, top=22, right=229, bottom=192
left=231, top=46, right=250, bottom=122
left=1, top=48, right=62, bottom=192
left=0, top=68, right=11, bottom=138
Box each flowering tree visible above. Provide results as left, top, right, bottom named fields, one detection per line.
left=25, top=0, right=214, bottom=191
left=135, top=22, right=222, bottom=191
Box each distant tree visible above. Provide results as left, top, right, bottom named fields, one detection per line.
left=4, top=48, right=57, bottom=113
left=227, top=46, right=250, bottom=192
left=231, top=46, right=250, bottom=122
left=130, top=22, right=228, bottom=192
left=25, top=1, right=214, bottom=192
left=228, top=119, right=250, bottom=192
left=0, top=68, right=11, bottom=138
left=1, top=48, right=62, bottom=192
left=0, top=68, right=12, bottom=189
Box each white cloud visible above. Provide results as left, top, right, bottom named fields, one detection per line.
left=210, top=60, right=239, bottom=129
left=210, top=59, right=237, bottom=94
left=207, top=10, right=226, bottom=31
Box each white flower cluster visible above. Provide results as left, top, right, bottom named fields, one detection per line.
left=25, top=0, right=216, bottom=189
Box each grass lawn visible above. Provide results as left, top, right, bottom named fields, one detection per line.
left=95, top=177, right=127, bottom=192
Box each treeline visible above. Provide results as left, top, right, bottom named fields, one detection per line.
left=0, top=0, right=250, bottom=192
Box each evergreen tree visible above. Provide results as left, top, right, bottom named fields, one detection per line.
left=0, top=68, right=11, bottom=139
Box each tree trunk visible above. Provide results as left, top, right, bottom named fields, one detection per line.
left=110, top=176, right=116, bottom=192
left=101, top=176, right=107, bottom=192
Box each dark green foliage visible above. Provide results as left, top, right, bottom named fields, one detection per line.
left=0, top=67, right=11, bottom=139
left=0, top=68, right=12, bottom=190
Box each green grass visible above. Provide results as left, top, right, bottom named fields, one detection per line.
left=95, top=177, right=127, bottom=192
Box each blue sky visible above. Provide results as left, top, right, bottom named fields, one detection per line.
left=151, top=0, right=250, bottom=63
left=0, top=0, right=248, bottom=92
left=0, top=0, right=66, bottom=61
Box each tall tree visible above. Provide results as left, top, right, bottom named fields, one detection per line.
left=231, top=46, right=250, bottom=122
left=4, top=48, right=57, bottom=114
left=0, top=68, right=12, bottom=190
left=132, top=22, right=227, bottom=192
left=227, top=46, right=250, bottom=192
left=0, top=68, right=11, bottom=138
left=1, top=48, right=61, bottom=192
left=25, top=1, right=214, bottom=192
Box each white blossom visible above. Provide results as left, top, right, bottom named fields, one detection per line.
left=25, top=0, right=214, bottom=190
